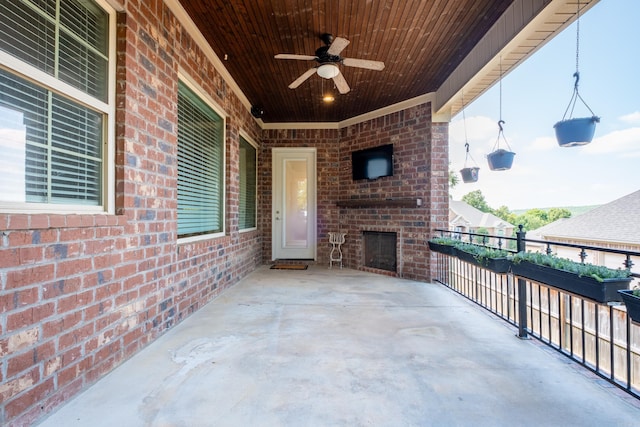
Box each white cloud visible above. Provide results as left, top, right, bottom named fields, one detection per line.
left=449, top=115, right=497, bottom=145
left=528, top=136, right=557, bottom=151
left=620, top=112, right=640, bottom=124
left=582, top=127, right=640, bottom=156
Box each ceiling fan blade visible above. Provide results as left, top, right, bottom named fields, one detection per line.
left=332, top=72, right=350, bottom=94
left=275, top=54, right=317, bottom=61
left=327, top=37, right=350, bottom=56
left=289, top=68, right=317, bottom=89
left=342, top=58, right=385, bottom=71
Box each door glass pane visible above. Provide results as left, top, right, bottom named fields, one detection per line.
left=284, top=159, right=308, bottom=247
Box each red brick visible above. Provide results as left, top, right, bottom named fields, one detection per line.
left=6, top=303, right=55, bottom=332
left=56, top=258, right=93, bottom=278
left=57, top=290, right=94, bottom=314
left=0, top=368, right=39, bottom=403
left=29, top=214, right=50, bottom=229
left=7, top=265, right=54, bottom=289
left=5, top=376, right=55, bottom=419
left=0, top=248, right=20, bottom=268
left=59, top=324, right=94, bottom=352
left=7, top=214, right=29, bottom=229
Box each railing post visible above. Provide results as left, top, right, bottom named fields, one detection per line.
left=516, top=225, right=529, bottom=339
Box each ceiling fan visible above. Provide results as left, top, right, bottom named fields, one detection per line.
left=274, top=33, right=385, bottom=94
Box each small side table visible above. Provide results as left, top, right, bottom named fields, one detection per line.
left=328, top=232, right=346, bottom=268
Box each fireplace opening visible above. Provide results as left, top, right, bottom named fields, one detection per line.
left=363, top=231, right=397, bottom=272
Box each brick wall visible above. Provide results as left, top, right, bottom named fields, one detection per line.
left=260, top=128, right=341, bottom=264
left=337, top=105, right=446, bottom=281
left=0, top=1, right=262, bottom=425
left=260, top=104, right=449, bottom=281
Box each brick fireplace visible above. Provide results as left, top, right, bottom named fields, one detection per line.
left=363, top=231, right=397, bottom=272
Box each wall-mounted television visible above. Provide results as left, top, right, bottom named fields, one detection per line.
left=351, top=144, right=394, bottom=180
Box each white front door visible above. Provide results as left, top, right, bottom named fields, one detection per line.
left=272, top=148, right=317, bottom=260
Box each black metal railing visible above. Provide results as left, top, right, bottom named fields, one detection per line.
left=430, top=226, right=640, bottom=399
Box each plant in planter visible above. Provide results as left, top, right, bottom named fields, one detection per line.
left=511, top=252, right=632, bottom=303
left=427, top=236, right=459, bottom=256
left=455, top=242, right=512, bottom=273
left=618, top=287, right=640, bottom=324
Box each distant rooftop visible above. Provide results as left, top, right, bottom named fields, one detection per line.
left=529, top=190, right=640, bottom=245
left=450, top=200, right=514, bottom=229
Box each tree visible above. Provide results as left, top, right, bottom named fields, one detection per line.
left=449, top=163, right=459, bottom=191
left=493, top=205, right=516, bottom=224
left=514, top=209, right=548, bottom=231
left=462, top=190, right=492, bottom=213
left=547, top=207, right=572, bottom=222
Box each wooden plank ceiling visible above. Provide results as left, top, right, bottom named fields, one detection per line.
left=180, top=0, right=515, bottom=123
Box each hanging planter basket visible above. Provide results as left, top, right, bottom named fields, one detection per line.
left=460, top=141, right=479, bottom=183
left=487, top=120, right=515, bottom=171
left=555, top=2, right=599, bottom=148
left=487, top=149, right=515, bottom=171
left=460, top=166, right=479, bottom=183
left=554, top=116, right=599, bottom=147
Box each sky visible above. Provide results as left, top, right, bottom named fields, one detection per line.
left=448, top=0, right=640, bottom=211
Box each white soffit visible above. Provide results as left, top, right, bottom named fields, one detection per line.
left=435, top=0, right=600, bottom=118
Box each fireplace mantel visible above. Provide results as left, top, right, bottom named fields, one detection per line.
left=336, top=198, right=421, bottom=208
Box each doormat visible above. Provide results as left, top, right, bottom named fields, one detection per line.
left=270, top=264, right=308, bottom=270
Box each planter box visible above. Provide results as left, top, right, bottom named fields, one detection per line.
left=618, top=290, right=640, bottom=323
left=428, top=241, right=457, bottom=256
left=455, top=249, right=511, bottom=273
left=511, top=261, right=631, bottom=303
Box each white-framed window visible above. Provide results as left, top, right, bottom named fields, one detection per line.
left=239, top=134, right=257, bottom=231
left=177, top=78, right=225, bottom=240
left=0, top=0, right=116, bottom=213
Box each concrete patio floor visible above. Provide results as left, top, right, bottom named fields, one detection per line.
left=38, top=265, right=640, bottom=426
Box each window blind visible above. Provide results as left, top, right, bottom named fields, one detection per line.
left=0, top=69, right=102, bottom=205
left=239, top=137, right=257, bottom=229
left=0, top=0, right=109, bottom=208
left=0, top=0, right=109, bottom=101
left=177, top=81, right=224, bottom=238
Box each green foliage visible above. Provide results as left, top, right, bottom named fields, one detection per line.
left=513, top=211, right=546, bottom=231
left=547, top=207, right=572, bottom=222
left=493, top=205, right=517, bottom=224
left=462, top=190, right=492, bottom=213
left=456, top=242, right=511, bottom=266
left=429, top=236, right=511, bottom=267
left=449, top=164, right=460, bottom=189
left=459, top=190, right=574, bottom=231
left=428, top=236, right=459, bottom=246
left=474, top=227, right=489, bottom=244
left=512, top=252, right=631, bottom=282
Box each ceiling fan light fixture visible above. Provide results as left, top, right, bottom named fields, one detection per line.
left=317, top=64, right=339, bottom=79
left=322, top=94, right=335, bottom=103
